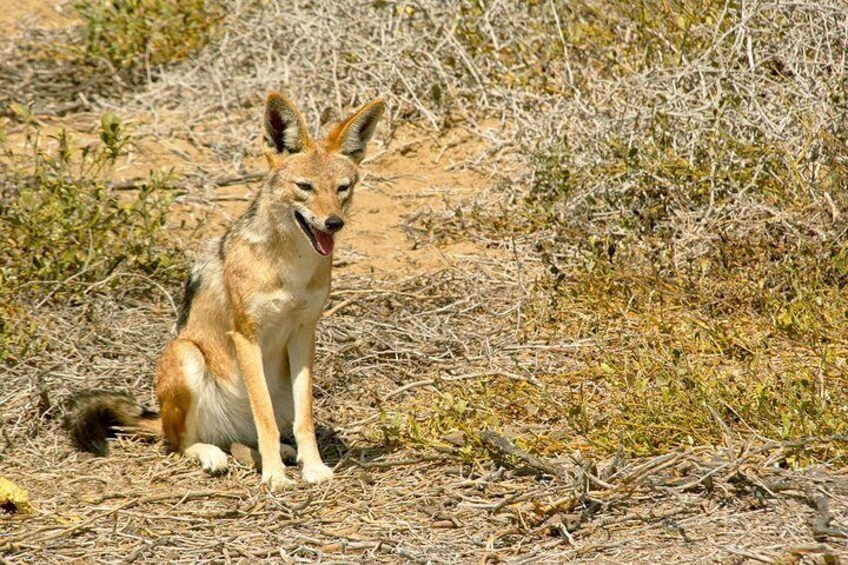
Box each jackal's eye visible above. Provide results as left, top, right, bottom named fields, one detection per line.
left=295, top=181, right=314, bottom=192
left=337, top=184, right=350, bottom=194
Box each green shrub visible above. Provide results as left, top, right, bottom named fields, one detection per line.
left=0, top=113, right=183, bottom=363
left=75, top=0, right=223, bottom=78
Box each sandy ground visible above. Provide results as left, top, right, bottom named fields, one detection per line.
left=0, top=0, right=74, bottom=36
left=3, top=102, right=500, bottom=279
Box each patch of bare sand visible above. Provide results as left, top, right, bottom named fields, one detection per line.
left=5, top=116, right=504, bottom=284
left=127, top=120, right=504, bottom=278
left=0, top=0, right=75, bottom=36
left=340, top=123, right=497, bottom=276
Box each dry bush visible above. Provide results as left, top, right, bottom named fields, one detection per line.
left=0, top=0, right=222, bottom=112
left=75, top=0, right=223, bottom=82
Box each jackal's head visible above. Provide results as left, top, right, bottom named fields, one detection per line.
left=261, top=92, right=385, bottom=257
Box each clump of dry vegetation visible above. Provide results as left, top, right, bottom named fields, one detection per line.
left=406, top=0, right=848, bottom=462
left=0, top=0, right=221, bottom=112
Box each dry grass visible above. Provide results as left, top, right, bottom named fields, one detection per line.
left=3, top=264, right=847, bottom=563
left=409, top=0, right=848, bottom=460
left=2, top=0, right=848, bottom=563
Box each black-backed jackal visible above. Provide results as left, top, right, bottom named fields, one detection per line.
left=67, top=93, right=385, bottom=490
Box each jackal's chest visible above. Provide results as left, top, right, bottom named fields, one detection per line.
left=251, top=285, right=327, bottom=326
left=251, top=285, right=327, bottom=371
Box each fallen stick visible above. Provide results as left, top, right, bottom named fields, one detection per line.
left=107, top=172, right=265, bottom=192
left=479, top=430, right=565, bottom=478
left=382, top=371, right=541, bottom=402
left=808, top=489, right=848, bottom=541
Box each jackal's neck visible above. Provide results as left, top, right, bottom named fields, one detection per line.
left=233, top=196, right=274, bottom=244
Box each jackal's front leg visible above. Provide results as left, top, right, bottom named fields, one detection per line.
left=229, top=330, right=293, bottom=492
left=288, top=322, right=334, bottom=484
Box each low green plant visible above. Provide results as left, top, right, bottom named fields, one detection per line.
left=0, top=113, right=183, bottom=363
left=74, top=0, right=223, bottom=80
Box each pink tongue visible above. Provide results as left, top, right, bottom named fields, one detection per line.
left=314, top=229, right=335, bottom=256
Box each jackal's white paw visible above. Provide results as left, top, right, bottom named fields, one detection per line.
left=185, top=443, right=229, bottom=476
left=301, top=462, right=334, bottom=484
left=262, top=469, right=295, bottom=492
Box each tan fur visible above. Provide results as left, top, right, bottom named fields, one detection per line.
left=152, top=92, right=385, bottom=490
left=155, top=339, right=200, bottom=448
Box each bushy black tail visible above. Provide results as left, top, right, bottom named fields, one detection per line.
left=64, top=390, right=160, bottom=456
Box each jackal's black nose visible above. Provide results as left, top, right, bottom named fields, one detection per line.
left=324, top=215, right=345, bottom=233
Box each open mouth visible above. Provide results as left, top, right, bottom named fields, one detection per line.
left=294, top=210, right=335, bottom=256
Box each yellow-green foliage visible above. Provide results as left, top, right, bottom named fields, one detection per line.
left=75, top=0, right=222, bottom=77
left=553, top=269, right=848, bottom=457
left=0, top=114, right=182, bottom=363
left=0, top=477, right=32, bottom=515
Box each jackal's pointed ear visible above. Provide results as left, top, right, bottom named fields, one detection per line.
left=264, top=92, right=311, bottom=156
left=327, top=99, right=386, bottom=163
